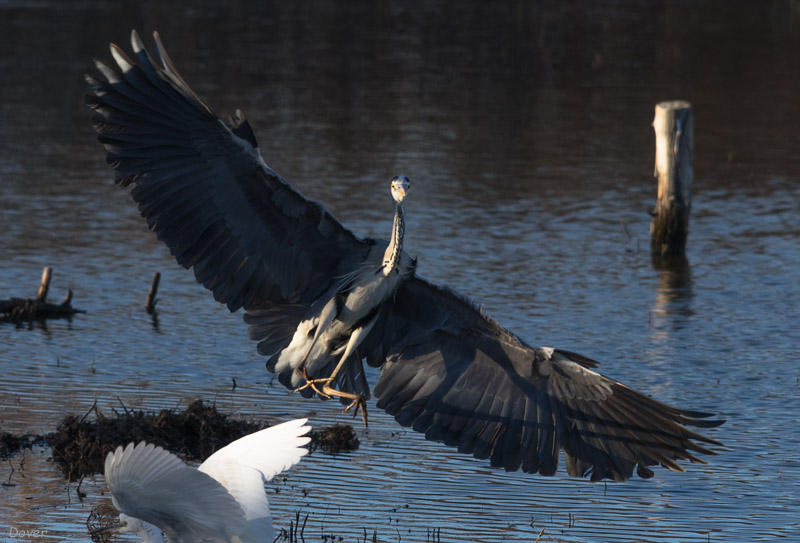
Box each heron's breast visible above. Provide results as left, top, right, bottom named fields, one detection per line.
left=338, top=271, right=401, bottom=323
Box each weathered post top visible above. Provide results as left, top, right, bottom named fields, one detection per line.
left=651, top=100, right=693, bottom=257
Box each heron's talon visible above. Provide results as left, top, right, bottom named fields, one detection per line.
left=294, top=379, right=332, bottom=399
left=294, top=367, right=333, bottom=399
left=295, top=368, right=369, bottom=426
left=340, top=393, right=368, bottom=427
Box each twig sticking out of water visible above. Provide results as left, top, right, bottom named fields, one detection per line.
left=277, top=511, right=308, bottom=543
left=36, top=267, right=52, bottom=302
left=146, top=271, right=160, bottom=314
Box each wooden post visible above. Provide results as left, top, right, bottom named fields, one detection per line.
left=36, top=267, right=53, bottom=302
left=650, top=101, right=693, bottom=256
left=146, top=271, right=161, bottom=314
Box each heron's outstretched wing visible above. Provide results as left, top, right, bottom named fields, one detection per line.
left=86, top=30, right=368, bottom=312
left=104, top=442, right=246, bottom=540
left=361, top=276, right=723, bottom=482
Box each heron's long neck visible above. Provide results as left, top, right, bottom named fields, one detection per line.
left=382, top=202, right=404, bottom=274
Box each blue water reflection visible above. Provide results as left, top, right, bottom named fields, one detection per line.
left=2, top=1, right=800, bottom=541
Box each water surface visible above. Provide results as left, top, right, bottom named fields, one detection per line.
left=2, top=1, right=799, bottom=541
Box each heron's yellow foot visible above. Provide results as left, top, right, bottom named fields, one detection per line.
left=294, top=368, right=333, bottom=399
left=294, top=368, right=369, bottom=426
left=325, top=386, right=368, bottom=427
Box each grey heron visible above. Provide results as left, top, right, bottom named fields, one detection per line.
left=86, top=30, right=723, bottom=482
left=98, top=418, right=310, bottom=542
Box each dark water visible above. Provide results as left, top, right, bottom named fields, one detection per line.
left=2, top=1, right=800, bottom=541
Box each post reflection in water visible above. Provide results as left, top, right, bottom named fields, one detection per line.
left=650, top=254, right=694, bottom=335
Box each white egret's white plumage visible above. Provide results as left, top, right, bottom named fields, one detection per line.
left=103, top=418, right=310, bottom=542
left=86, top=31, right=723, bottom=483
left=116, top=513, right=164, bottom=543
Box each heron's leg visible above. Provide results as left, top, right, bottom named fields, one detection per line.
left=295, top=366, right=368, bottom=425
left=293, top=297, right=340, bottom=395
left=298, top=297, right=339, bottom=367
left=296, top=318, right=376, bottom=425
left=294, top=366, right=329, bottom=395
left=321, top=323, right=373, bottom=425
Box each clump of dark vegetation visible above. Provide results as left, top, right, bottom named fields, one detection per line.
left=50, top=399, right=265, bottom=479
left=275, top=511, right=381, bottom=543
left=3, top=398, right=360, bottom=482
left=274, top=512, right=445, bottom=543
left=308, top=423, right=360, bottom=454
left=47, top=399, right=360, bottom=480
left=0, top=431, right=47, bottom=459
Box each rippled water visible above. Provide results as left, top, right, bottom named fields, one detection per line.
left=2, top=1, right=800, bottom=541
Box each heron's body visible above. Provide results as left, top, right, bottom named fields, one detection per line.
left=274, top=248, right=410, bottom=372
left=86, top=31, right=724, bottom=483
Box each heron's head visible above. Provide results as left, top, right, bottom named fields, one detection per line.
left=390, top=176, right=411, bottom=204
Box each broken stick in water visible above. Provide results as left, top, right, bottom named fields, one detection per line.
left=1, top=266, right=83, bottom=323
left=36, top=266, right=53, bottom=302
left=146, top=271, right=161, bottom=314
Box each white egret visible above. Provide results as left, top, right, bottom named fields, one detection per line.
left=101, top=418, right=310, bottom=542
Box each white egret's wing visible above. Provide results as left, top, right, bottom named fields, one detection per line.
left=105, top=442, right=246, bottom=540
left=199, top=418, right=311, bottom=482
left=197, top=419, right=310, bottom=543
left=86, top=31, right=369, bottom=313
left=360, top=276, right=723, bottom=482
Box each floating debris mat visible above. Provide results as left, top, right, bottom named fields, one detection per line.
left=49, top=399, right=359, bottom=480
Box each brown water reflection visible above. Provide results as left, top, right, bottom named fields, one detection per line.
left=2, top=1, right=800, bottom=541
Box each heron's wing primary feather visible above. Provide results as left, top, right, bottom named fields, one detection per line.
left=86, top=30, right=368, bottom=312
left=362, top=276, right=723, bottom=482
left=196, top=419, right=310, bottom=543
left=104, top=442, right=246, bottom=540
